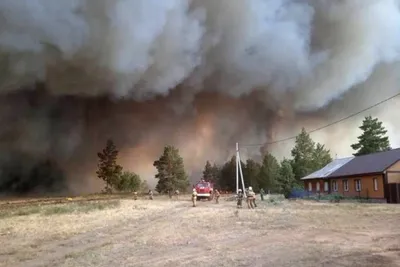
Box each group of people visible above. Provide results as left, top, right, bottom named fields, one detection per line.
left=236, top=186, right=262, bottom=209
left=191, top=188, right=220, bottom=207
left=191, top=186, right=263, bottom=209
left=133, top=190, right=153, bottom=200
left=134, top=187, right=264, bottom=210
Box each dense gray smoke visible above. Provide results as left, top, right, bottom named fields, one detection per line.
left=0, top=0, right=399, bottom=194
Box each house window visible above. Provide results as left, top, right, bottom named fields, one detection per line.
left=355, top=179, right=362, bottom=192
left=316, top=182, right=320, bottom=192
left=324, top=181, right=329, bottom=192
left=308, top=182, right=312, bottom=192
left=332, top=180, right=338, bottom=192
left=343, top=180, right=349, bottom=192
left=373, top=178, right=378, bottom=191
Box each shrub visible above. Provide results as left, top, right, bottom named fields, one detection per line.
left=116, top=171, right=141, bottom=192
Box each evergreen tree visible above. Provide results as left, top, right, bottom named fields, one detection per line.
left=153, top=145, right=189, bottom=193
left=351, top=116, right=391, bottom=156
left=202, top=162, right=222, bottom=184
left=291, top=128, right=316, bottom=180
left=277, top=158, right=296, bottom=197
left=219, top=156, right=245, bottom=191
left=96, top=139, right=123, bottom=193
left=312, top=143, right=333, bottom=170
left=243, top=159, right=261, bottom=192
left=291, top=128, right=332, bottom=180
left=259, top=152, right=280, bottom=193
left=202, top=161, right=216, bottom=182
left=210, top=163, right=221, bottom=184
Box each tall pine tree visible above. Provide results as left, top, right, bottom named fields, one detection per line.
left=153, top=145, right=189, bottom=193
left=202, top=161, right=220, bottom=183
left=210, top=163, right=221, bottom=184
left=312, top=143, right=333, bottom=170
left=244, top=159, right=261, bottom=192
left=291, top=128, right=317, bottom=180
left=277, top=158, right=296, bottom=197
left=96, top=139, right=123, bottom=193
left=351, top=116, right=391, bottom=156
left=219, top=156, right=245, bottom=191
left=291, top=128, right=332, bottom=180
left=258, top=152, right=280, bottom=193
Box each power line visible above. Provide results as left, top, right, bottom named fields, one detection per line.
left=241, top=92, right=400, bottom=148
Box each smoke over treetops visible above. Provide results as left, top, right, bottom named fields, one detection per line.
left=0, top=0, right=399, bottom=194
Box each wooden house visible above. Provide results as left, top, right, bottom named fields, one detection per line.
left=301, top=148, right=400, bottom=203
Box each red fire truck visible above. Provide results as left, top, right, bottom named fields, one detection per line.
left=194, top=180, right=214, bottom=201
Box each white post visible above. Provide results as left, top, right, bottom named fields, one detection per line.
left=237, top=151, right=247, bottom=198
left=236, top=142, right=239, bottom=194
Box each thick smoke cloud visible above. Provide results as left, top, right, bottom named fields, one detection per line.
left=0, top=0, right=399, bottom=194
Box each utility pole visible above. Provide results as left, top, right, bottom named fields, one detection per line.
left=236, top=142, right=239, bottom=194
left=236, top=142, right=247, bottom=198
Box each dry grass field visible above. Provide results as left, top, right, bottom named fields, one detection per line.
left=0, top=196, right=400, bottom=267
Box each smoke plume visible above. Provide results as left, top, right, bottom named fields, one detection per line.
left=0, top=0, right=399, bottom=194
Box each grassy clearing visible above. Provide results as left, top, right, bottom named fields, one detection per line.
left=0, top=200, right=121, bottom=219
left=1, top=199, right=400, bottom=267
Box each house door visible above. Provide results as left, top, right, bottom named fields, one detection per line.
left=385, top=183, right=400, bottom=203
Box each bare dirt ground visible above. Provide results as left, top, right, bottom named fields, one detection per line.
left=1, top=196, right=400, bottom=267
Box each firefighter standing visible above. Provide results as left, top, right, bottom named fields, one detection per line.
left=214, top=189, right=220, bottom=204
left=237, top=189, right=244, bottom=208
left=192, top=188, right=198, bottom=207
left=148, top=190, right=153, bottom=200
left=250, top=186, right=257, bottom=207
left=174, top=189, right=180, bottom=200
left=133, top=191, right=138, bottom=200
left=246, top=186, right=256, bottom=209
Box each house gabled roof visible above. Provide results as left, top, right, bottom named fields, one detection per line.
left=328, top=148, right=400, bottom=178
left=301, top=157, right=354, bottom=180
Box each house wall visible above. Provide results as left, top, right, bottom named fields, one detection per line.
left=386, top=160, right=400, bottom=183
left=303, top=179, right=329, bottom=194
left=387, top=160, right=400, bottom=171
left=387, top=173, right=400, bottom=183
left=329, top=175, right=385, bottom=199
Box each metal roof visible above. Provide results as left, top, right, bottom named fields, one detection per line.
left=329, top=148, right=400, bottom=178
left=301, top=157, right=354, bottom=180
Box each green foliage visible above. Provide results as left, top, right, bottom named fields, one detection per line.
left=304, top=194, right=373, bottom=203
left=351, top=116, right=391, bottom=156
left=291, top=128, right=332, bottom=180
left=312, top=143, right=332, bottom=169
left=202, top=161, right=220, bottom=183
left=116, top=171, right=141, bottom=192
left=276, top=158, right=296, bottom=197
left=291, top=128, right=315, bottom=180
left=243, top=159, right=261, bottom=192
left=211, top=163, right=221, bottom=184
left=154, top=145, right=189, bottom=193
left=96, top=139, right=123, bottom=193
left=258, top=152, right=280, bottom=192
left=219, top=156, right=245, bottom=191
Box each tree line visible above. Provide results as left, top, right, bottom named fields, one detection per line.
left=97, top=115, right=391, bottom=196
left=204, top=127, right=333, bottom=197
left=96, top=142, right=190, bottom=194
